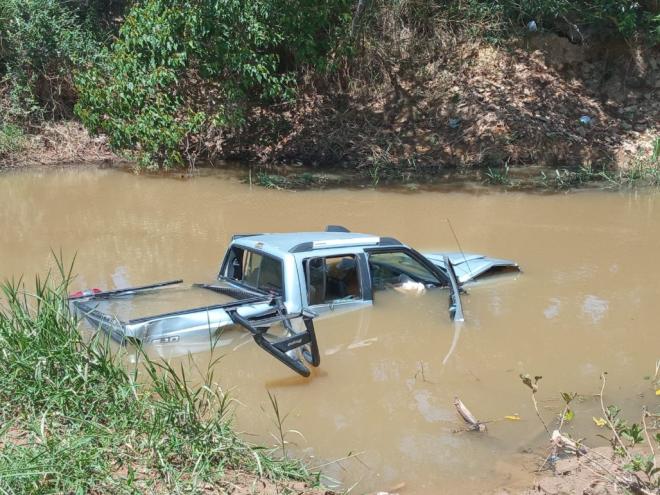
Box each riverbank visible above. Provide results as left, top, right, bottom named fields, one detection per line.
left=0, top=121, right=121, bottom=170
left=0, top=275, right=328, bottom=494
left=2, top=132, right=659, bottom=193
left=523, top=443, right=659, bottom=495
left=517, top=385, right=659, bottom=495
left=230, top=35, right=659, bottom=177
left=2, top=33, right=658, bottom=184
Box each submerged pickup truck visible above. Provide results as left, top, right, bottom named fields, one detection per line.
left=71, top=226, right=519, bottom=376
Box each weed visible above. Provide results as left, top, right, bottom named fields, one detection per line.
left=266, top=391, right=301, bottom=459
left=535, top=163, right=660, bottom=190
left=0, top=263, right=316, bottom=492
left=484, top=164, right=512, bottom=186
left=520, top=368, right=659, bottom=493
left=256, top=172, right=289, bottom=189
left=0, top=123, right=25, bottom=157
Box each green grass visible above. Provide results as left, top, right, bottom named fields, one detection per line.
left=0, top=266, right=315, bottom=493
left=484, top=164, right=512, bottom=186
left=0, top=124, right=26, bottom=158
left=536, top=162, right=660, bottom=190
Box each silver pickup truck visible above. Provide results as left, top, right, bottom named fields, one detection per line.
left=70, top=226, right=519, bottom=376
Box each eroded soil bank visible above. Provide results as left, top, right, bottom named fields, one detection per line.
left=227, top=34, right=658, bottom=177
left=2, top=35, right=658, bottom=185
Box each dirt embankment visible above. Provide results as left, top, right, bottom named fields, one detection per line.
left=230, top=34, right=658, bottom=175
left=2, top=34, right=657, bottom=181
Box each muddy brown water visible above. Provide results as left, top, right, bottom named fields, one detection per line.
left=1, top=166, right=658, bottom=493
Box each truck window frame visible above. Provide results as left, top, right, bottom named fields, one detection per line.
left=219, top=246, right=285, bottom=296
left=364, top=246, right=449, bottom=294
left=303, top=253, right=367, bottom=306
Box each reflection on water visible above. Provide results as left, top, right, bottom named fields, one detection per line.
left=1, top=166, right=659, bottom=493
left=581, top=294, right=609, bottom=323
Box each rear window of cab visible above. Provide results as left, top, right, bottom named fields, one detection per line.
left=223, top=246, right=284, bottom=294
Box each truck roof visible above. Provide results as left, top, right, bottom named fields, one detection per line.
left=231, top=231, right=403, bottom=257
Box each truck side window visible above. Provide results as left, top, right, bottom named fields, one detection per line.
left=226, top=247, right=283, bottom=294
left=306, top=255, right=361, bottom=305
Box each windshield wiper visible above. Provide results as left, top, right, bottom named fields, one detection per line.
left=68, top=279, right=183, bottom=300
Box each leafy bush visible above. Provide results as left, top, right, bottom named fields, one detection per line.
left=0, top=0, right=108, bottom=121
left=75, top=0, right=352, bottom=168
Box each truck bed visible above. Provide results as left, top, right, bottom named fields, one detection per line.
left=79, top=283, right=236, bottom=323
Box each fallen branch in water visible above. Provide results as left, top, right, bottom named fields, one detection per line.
left=453, top=397, right=486, bottom=432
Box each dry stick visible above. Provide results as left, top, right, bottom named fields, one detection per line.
left=579, top=457, right=636, bottom=494
left=531, top=390, right=551, bottom=436
left=599, top=372, right=631, bottom=461
left=641, top=409, right=657, bottom=472
left=310, top=450, right=366, bottom=471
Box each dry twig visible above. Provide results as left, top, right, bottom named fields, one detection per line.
left=599, top=372, right=631, bottom=461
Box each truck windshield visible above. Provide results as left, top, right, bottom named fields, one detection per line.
left=368, top=250, right=442, bottom=289
left=223, top=247, right=284, bottom=294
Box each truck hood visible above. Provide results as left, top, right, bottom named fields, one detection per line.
left=423, top=252, right=520, bottom=284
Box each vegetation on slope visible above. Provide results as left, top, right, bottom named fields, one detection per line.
left=1, top=0, right=659, bottom=170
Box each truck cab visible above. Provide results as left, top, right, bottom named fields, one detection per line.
left=219, top=231, right=457, bottom=320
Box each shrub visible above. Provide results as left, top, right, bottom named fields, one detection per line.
left=75, top=0, right=353, bottom=168
left=0, top=0, right=107, bottom=121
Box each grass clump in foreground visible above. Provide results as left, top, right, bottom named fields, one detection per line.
left=0, top=271, right=316, bottom=493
